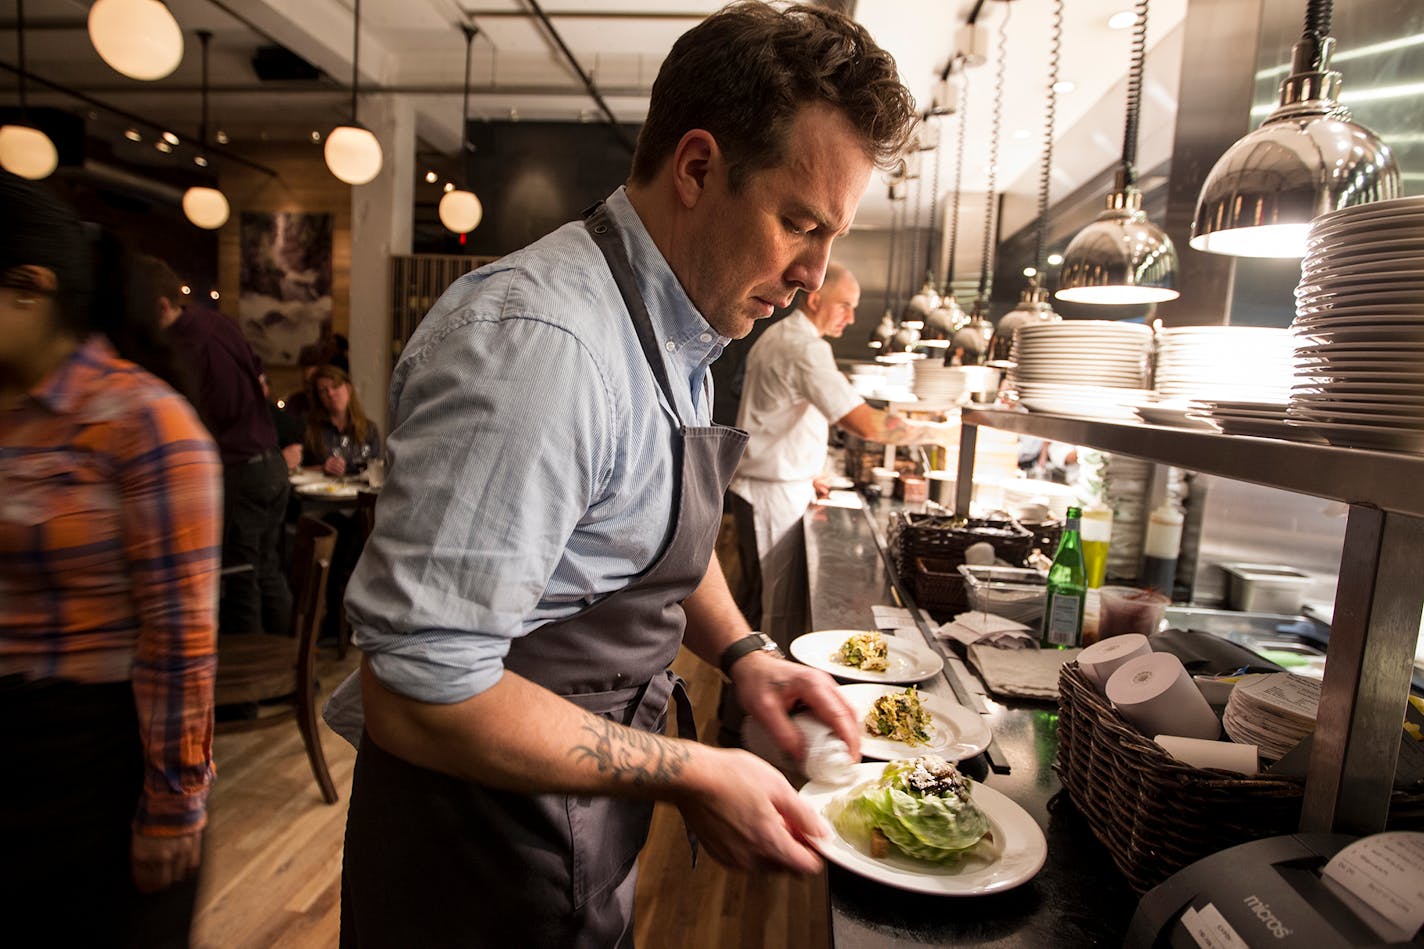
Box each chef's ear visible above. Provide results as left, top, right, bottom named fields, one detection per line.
left=670, top=128, right=720, bottom=209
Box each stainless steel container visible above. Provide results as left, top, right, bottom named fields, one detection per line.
left=1219, top=563, right=1312, bottom=614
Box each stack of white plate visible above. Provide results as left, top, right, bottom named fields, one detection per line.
left=847, top=361, right=916, bottom=403
left=1008, top=321, right=1153, bottom=419
left=912, top=361, right=970, bottom=405
left=1152, top=326, right=1295, bottom=403
left=1184, top=399, right=1323, bottom=442
left=1102, top=454, right=1152, bottom=577
left=1286, top=195, right=1424, bottom=452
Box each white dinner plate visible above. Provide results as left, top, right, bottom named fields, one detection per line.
left=288, top=469, right=327, bottom=486
left=1303, top=255, right=1424, bottom=279
left=1018, top=397, right=1140, bottom=420
left=295, top=481, right=360, bottom=499
left=800, top=763, right=1047, bottom=896
left=823, top=475, right=855, bottom=491
left=1134, top=403, right=1218, bottom=430
left=839, top=684, right=992, bottom=762
left=1292, top=420, right=1424, bottom=452
left=790, top=630, right=944, bottom=684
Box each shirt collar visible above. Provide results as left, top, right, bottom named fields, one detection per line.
left=603, top=187, right=727, bottom=371
left=28, top=336, right=112, bottom=415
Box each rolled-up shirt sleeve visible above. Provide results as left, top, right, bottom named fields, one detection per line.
left=796, top=339, right=863, bottom=426
left=345, top=310, right=614, bottom=704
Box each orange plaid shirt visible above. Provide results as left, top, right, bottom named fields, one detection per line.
left=0, top=337, right=221, bottom=835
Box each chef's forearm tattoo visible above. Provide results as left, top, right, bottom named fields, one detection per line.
left=570, top=713, right=690, bottom=785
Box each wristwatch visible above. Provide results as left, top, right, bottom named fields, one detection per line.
left=718, top=632, right=785, bottom=677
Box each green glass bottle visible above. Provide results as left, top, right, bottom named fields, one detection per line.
left=1041, top=505, right=1086, bottom=649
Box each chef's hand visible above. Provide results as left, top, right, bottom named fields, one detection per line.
left=732, top=650, right=860, bottom=762
left=676, top=747, right=827, bottom=875
left=131, top=828, right=202, bottom=893
left=812, top=476, right=831, bottom=500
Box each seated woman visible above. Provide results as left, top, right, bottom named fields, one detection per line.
left=302, top=364, right=382, bottom=476
left=299, top=364, right=382, bottom=641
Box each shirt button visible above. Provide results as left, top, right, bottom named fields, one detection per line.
left=665, top=340, right=677, bottom=352
left=699, top=333, right=712, bottom=343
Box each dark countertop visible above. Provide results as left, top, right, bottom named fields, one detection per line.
left=802, top=499, right=1137, bottom=948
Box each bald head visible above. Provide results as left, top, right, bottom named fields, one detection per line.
left=803, top=262, right=860, bottom=338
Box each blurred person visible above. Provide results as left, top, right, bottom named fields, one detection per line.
left=280, top=341, right=327, bottom=427
left=301, top=364, right=382, bottom=476
left=0, top=172, right=220, bottom=947
left=330, top=5, right=918, bottom=946
left=729, top=263, right=949, bottom=647
left=259, top=369, right=304, bottom=471
left=146, top=256, right=292, bottom=636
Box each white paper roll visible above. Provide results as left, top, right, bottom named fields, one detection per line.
left=1078, top=633, right=1152, bottom=692
left=1154, top=734, right=1258, bottom=775
left=1106, top=653, right=1222, bottom=741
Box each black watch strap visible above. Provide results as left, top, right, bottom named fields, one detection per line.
left=718, top=632, right=783, bottom=677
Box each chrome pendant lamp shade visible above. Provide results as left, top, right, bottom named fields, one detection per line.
left=182, top=31, right=230, bottom=230
left=1189, top=0, right=1398, bottom=258
left=439, top=26, right=485, bottom=235
left=326, top=0, right=384, bottom=185
left=1056, top=0, right=1179, bottom=306
left=0, top=0, right=59, bottom=180
left=1056, top=175, right=1179, bottom=304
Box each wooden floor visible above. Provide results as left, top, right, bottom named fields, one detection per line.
left=192, top=647, right=829, bottom=948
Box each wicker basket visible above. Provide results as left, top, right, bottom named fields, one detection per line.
left=1054, top=661, right=1307, bottom=894
left=910, top=556, right=971, bottom=614
left=888, top=513, right=1034, bottom=575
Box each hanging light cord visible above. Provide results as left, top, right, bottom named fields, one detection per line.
left=907, top=151, right=923, bottom=296
left=977, top=0, right=1011, bottom=302
left=16, top=0, right=28, bottom=115
left=1304, top=0, right=1333, bottom=42
left=198, top=30, right=211, bottom=148
left=350, top=0, right=361, bottom=123
left=1033, top=0, right=1064, bottom=275
left=461, top=25, right=477, bottom=154
left=926, top=119, right=942, bottom=286
left=882, top=184, right=901, bottom=316
left=1120, top=0, right=1148, bottom=187
left=945, top=72, right=968, bottom=295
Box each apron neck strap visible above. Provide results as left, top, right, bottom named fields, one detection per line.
left=582, top=202, right=682, bottom=424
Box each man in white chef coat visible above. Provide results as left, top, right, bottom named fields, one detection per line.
left=730, top=263, right=948, bottom=646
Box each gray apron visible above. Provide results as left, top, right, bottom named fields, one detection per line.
left=339, top=203, right=747, bottom=949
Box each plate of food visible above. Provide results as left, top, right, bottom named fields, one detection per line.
left=790, top=630, right=944, bottom=684
left=801, top=756, right=1047, bottom=896
left=288, top=469, right=327, bottom=486
left=840, top=684, right=991, bottom=762
left=295, top=481, right=360, bottom=500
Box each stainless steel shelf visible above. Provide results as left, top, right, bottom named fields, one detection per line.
left=961, top=407, right=1424, bottom=517
left=957, top=406, right=1423, bottom=836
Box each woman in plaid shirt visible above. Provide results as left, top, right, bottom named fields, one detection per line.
left=0, top=172, right=222, bottom=947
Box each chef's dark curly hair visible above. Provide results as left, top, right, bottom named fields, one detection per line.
left=629, top=1, right=916, bottom=191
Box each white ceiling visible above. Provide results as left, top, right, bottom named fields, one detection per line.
left=6, top=0, right=1187, bottom=229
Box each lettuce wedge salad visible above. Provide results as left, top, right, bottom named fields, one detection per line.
left=830, top=755, right=997, bottom=863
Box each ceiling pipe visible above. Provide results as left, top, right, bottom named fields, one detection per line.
left=521, top=0, right=636, bottom=154
left=0, top=60, right=279, bottom=178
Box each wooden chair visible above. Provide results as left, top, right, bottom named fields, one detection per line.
left=216, top=515, right=340, bottom=804
left=336, top=488, right=380, bottom=659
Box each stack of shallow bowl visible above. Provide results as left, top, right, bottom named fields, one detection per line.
left=1286, top=195, right=1424, bottom=452
left=1008, top=321, right=1153, bottom=420
left=912, top=361, right=970, bottom=406
left=1145, top=327, right=1296, bottom=433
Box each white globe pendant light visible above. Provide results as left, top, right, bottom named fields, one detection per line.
left=182, top=186, right=229, bottom=229
left=182, top=32, right=230, bottom=229
left=1, top=0, right=58, bottom=180
left=88, top=0, right=184, bottom=82
left=440, top=25, right=483, bottom=235
left=0, top=124, right=58, bottom=180
left=326, top=0, right=383, bottom=185
left=439, top=188, right=483, bottom=234
left=325, top=125, right=383, bottom=185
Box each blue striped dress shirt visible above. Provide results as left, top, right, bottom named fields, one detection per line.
left=345, top=188, right=728, bottom=703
